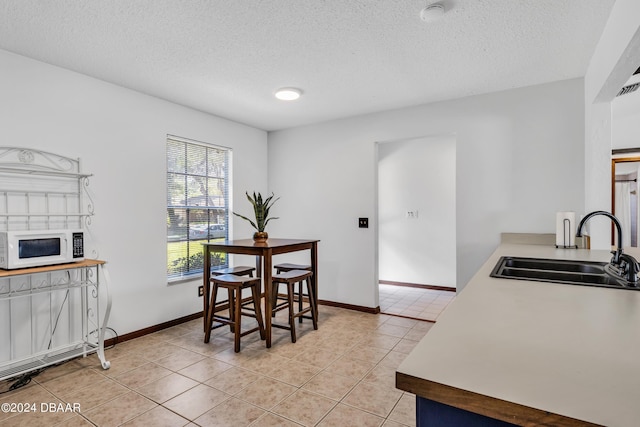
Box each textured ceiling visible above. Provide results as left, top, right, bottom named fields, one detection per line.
left=0, top=0, right=616, bottom=131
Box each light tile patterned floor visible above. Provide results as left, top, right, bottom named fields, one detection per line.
left=379, top=284, right=455, bottom=322
left=0, top=305, right=434, bottom=426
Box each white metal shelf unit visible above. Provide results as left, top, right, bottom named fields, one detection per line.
left=0, top=147, right=111, bottom=381
left=0, top=147, right=94, bottom=232
left=0, top=261, right=111, bottom=381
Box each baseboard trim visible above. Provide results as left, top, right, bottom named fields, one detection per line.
left=105, top=299, right=379, bottom=347
left=379, top=280, right=456, bottom=292
left=105, top=311, right=203, bottom=348
left=318, top=299, right=380, bottom=314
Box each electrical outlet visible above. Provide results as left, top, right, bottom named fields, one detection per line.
left=198, top=285, right=204, bottom=297
left=359, top=217, right=369, bottom=228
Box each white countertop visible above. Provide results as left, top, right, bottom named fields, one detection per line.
left=396, top=243, right=640, bottom=427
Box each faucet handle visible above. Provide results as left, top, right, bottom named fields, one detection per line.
left=619, top=253, right=640, bottom=285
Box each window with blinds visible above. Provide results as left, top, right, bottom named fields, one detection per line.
left=166, top=136, right=230, bottom=280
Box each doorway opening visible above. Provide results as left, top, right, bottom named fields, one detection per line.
left=612, top=155, right=640, bottom=247
left=376, top=134, right=456, bottom=320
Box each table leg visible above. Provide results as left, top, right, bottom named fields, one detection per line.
left=203, top=246, right=211, bottom=332
left=311, top=242, right=319, bottom=319
left=263, top=248, right=273, bottom=347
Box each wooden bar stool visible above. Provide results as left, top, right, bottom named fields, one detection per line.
left=273, top=263, right=312, bottom=322
left=204, top=274, right=265, bottom=352
left=208, top=266, right=256, bottom=322
left=271, top=269, right=317, bottom=343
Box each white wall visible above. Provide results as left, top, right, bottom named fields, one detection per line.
left=612, top=94, right=640, bottom=150
left=0, top=49, right=268, bottom=336
left=268, top=78, right=585, bottom=308
left=584, top=0, right=640, bottom=248
left=378, top=135, right=456, bottom=287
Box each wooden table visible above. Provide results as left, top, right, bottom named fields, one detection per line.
left=202, top=238, right=319, bottom=348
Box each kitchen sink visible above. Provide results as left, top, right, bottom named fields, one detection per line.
left=490, top=256, right=640, bottom=291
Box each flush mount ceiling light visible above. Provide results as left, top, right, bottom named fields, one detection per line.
left=274, top=87, right=303, bottom=101
left=420, top=2, right=445, bottom=22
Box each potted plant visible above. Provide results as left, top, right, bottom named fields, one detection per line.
left=233, top=191, right=279, bottom=242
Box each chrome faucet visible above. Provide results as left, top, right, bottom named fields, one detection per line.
left=576, top=210, right=639, bottom=286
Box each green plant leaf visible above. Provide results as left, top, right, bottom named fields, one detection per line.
left=234, top=191, right=280, bottom=232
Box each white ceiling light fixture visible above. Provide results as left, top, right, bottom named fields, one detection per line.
left=420, top=2, right=445, bottom=22
left=274, top=87, right=303, bottom=101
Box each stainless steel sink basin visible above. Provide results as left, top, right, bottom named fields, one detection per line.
left=490, top=256, right=640, bottom=290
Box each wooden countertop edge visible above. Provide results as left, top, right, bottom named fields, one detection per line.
left=395, top=371, right=603, bottom=427
left=0, top=259, right=106, bottom=277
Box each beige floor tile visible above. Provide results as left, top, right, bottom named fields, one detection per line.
left=382, top=419, right=411, bottom=427
left=32, top=359, right=86, bottom=384
left=0, top=385, right=50, bottom=423
left=113, top=362, right=173, bottom=389
left=40, top=368, right=106, bottom=396
left=163, top=384, right=230, bottom=420
left=344, top=345, right=390, bottom=364
left=177, top=357, right=233, bottom=382
left=212, top=344, right=269, bottom=366
left=1, top=383, right=51, bottom=404
left=385, top=317, right=419, bottom=328
left=237, top=352, right=289, bottom=376
left=205, top=367, right=262, bottom=394
left=362, top=364, right=397, bottom=389
left=135, top=373, right=199, bottom=403
left=301, top=371, right=358, bottom=401
left=194, top=397, right=264, bottom=427
left=83, top=391, right=156, bottom=427
left=2, top=408, right=76, bottom=427
left=115, top=335, right=167, bottom=355
left=249, top=412, right=303, bottom=426
left=375, top=324, right=410, bottom=338
left=169, top=333, right=230, bottom=357
left=317, top=403, right=384, bottom=427
left=342, top=381, right=403, bottom=418
left=58, top=377, right=129, bottom=411
left=150, top=325, right=193, bottom=341
left=8, top=306, right=436, bottom=427
left=264, top=359, right=320, bottom=387
left=411, top=321, right=435, bottom=331
left=153, top=348, right=206, bottom=371
left=120, top=405, right=190, bottom=427
left=403, top=328, right=430, bottom=341
left=234, top=376, right=297, bottom=410
left=387, top=394, right=416, bottom=427
left=325, top=355, right=375, bottom=380
left=101, top=352, right=150, bottom=377
left=358, top=333, right=401, bottom=351
left=264, top=339, right=308, bottom=359
left=391, top=339, right=419, bottom=354
left=143, top=342, right=193, bottom=361
left=272, top=389, right=337, bottom=427
left=294, top=347, right=341, bottom=369
left=52, top=413, right=95, bottom=426
left=378, top=350, right=408, bottom=369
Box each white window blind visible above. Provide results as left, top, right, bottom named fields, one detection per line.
left=166, top=136, right=230, bottom=280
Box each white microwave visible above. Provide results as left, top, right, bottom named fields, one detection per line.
left=0, top=229, right=84, bottom=270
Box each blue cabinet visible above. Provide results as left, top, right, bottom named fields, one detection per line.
left=417, top=397, right=518, bottom=427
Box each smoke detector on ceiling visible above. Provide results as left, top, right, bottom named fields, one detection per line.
left=420, top=3, right=445, bottom=22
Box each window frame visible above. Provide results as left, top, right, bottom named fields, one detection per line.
left=166, top=135, right=232, bottom=282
